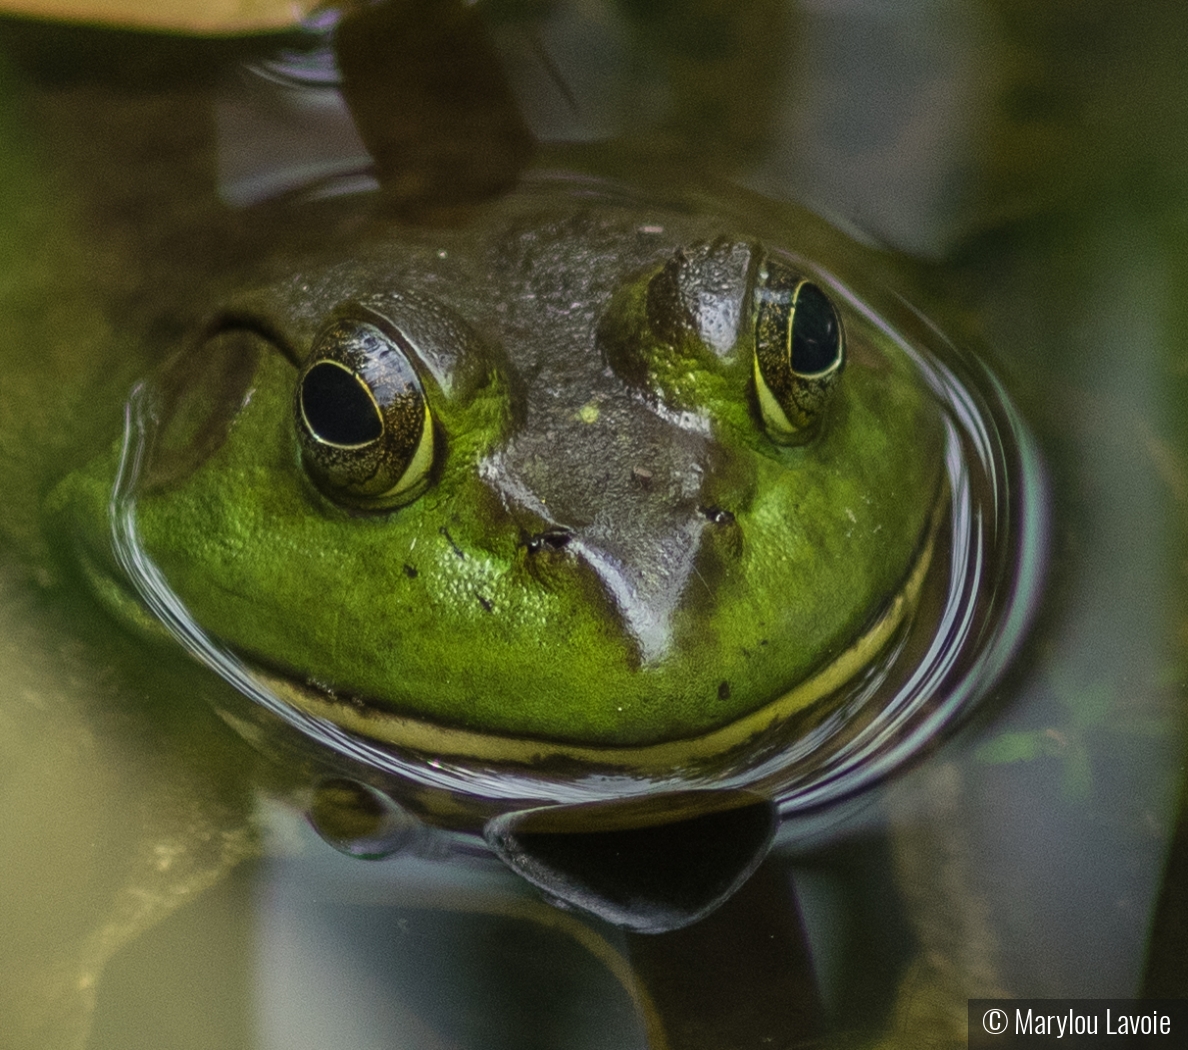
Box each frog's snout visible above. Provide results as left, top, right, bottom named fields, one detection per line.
left=481, top=450, right=744, bottom=665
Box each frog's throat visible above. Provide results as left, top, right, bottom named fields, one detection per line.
left=257, top=492, right=946, bottom=773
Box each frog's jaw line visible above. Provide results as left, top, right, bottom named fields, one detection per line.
left=254, top=498, right=941, bottom=774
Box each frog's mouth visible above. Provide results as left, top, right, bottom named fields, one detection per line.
left=113, top=472, right=936, bottom=788
left=252, top=502, right=940, bottom=774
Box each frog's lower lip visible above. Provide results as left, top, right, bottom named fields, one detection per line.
left=251, top=493, right=944, bottom=775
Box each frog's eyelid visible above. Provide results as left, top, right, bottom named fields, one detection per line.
left=330, top=302, right=423, bottom=364
left=643, top=238, right=755, bottom=358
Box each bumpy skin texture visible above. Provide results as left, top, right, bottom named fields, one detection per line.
left=56, top=193, right=943, bottom=748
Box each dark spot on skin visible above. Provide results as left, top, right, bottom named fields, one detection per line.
left=526, top=528, right=573, bottom=554
left=477, top=594, right=494, bottom=613
left=632, top=466, right=653, bottom=490
left=717, top=681, right=731, bottom=701
left=403, top=564, right=418, bottom=579
left=440, top=526, right=464, bottom=558
left=760, top=639, right=769, bottom=646
left=700, top=505, right=735, bottom=526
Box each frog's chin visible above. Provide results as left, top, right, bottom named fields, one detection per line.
left=251, top=505, right=938, bottom=776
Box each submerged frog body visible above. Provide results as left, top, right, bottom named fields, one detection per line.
left=54, top=184, right=944, bottom=786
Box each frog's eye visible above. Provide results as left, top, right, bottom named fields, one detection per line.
left=752, top=260, right=845, bottom=443
left=295, top=319, right=435, bottom=508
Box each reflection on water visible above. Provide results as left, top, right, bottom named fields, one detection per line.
left=1, top=0, right=1186, bottom=1047
left=90, top=812, right=653, bottom=1050
left=956, top=221, right=1182, bottom=998
left=754, top=0, right=994, bottom=257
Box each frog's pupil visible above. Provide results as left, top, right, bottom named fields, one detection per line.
left=791, top=283, right=841, bottom=376
left=302, top=362, right=383, bottom=446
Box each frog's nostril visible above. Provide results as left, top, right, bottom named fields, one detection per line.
left=525, top=527, right=574, bottom=554
left=700, top=505, right=736, bottom=527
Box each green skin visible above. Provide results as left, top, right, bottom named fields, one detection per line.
left=52, top=191, right=943, bottom=751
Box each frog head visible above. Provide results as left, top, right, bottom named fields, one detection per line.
left=51, top=188, right=947, bottom=928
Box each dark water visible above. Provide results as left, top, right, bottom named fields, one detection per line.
left=1, top=1, right=1186, bottom=1047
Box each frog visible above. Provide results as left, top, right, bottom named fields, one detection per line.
left=0, top=2, right=1035, bottom=1041
left=49, top=177, right=945, bottom=816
